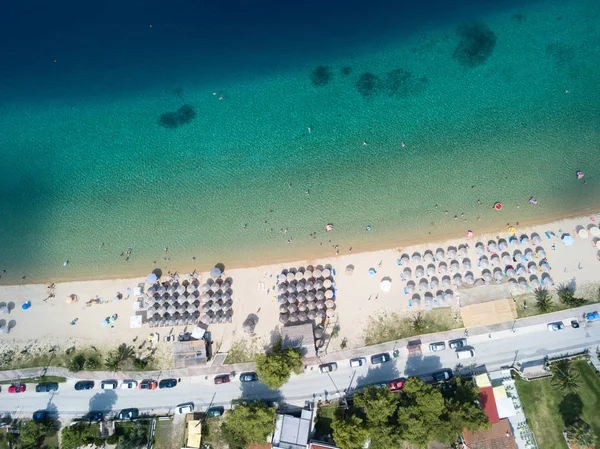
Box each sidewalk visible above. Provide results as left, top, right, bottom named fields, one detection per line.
left=0, top=304, right=598, bottom=381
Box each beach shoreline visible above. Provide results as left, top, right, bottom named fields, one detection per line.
left=4, top=204, right=599, bottom=286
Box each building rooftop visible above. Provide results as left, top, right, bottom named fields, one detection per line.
left=173, top=340, right=208, bottom=368
left=272, top=409, right=314, bottom=449
left=281, top=323, right=315, bottom=356
left=463, top=419, right=517, bottom=449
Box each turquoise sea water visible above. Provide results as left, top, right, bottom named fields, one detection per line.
left=0, top=0, right=599, bottom=283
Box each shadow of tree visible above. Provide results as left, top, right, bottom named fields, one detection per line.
left=88, top=389, right=118, bottom=414
left=404, top=354, right=442, bottom=378
left=354, top=363, right=400, bottom=393
left=559, top=393, right=583, bottom=425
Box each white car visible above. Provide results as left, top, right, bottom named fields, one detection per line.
left=120, top=380, right=138, bottom=390
left=547, top=322, right=565, bottom=331
left=349, top=357, right=366, bottom=368
left=176, top=403, right=194, bottom=414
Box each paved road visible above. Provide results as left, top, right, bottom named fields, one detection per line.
left=2, top=316, right=598, bottom=420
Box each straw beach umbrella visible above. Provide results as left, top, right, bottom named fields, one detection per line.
left=442, top=276, right=451, bottom=288
left=438, top=262, right=448, bottom=274
left=482, top=270, right=492, bottom=282
left=498, top=239, right=508, bottom=251
left=531, top=234, right=542, bottom=245
left=415, top=266, right=425, bottom=278
left=452, top=274, right=462, bottom=286
left=419, top=278, right=428, bottom=290
left=435, top=248, right=445, bottom=261
left=479, top=256, right=489, bottom=269
left=400, top=254, right=410, bottom=265
left=463, top=259, right=472, bottom=270
left=424, top=251, right=434, bottom=263
left=412, top=252, right=422, bottom=263
left=450, top=261, right=460, bottom=274
left=426, top=264, right=436, bottom=276
left=487, top=241, right=497, bottom=253
left=447, top=247, right=457, bottom=260
left=430, top=277, right=439, bottom=290
left=458, top=245, right=467, bottom=258
left=537, top=248, right=546, bottom=259
left=475, top=242, right=485, bottom=256
left=405, top=281, right=415, bottom=294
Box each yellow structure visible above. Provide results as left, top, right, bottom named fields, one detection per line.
left=460, top=299, right=517, bottom=328
left=182, top=419, right=202, bottom=449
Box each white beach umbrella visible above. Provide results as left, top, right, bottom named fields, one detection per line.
left=345, top=265, right=355, bottom=275
left=482, top=270, right=492, bottom=282
left=537, top=248, right=546, bottom=259
left=315, top=291, right=325, bottom=300
left=307, top=301, right=317, bottom=311
left=307, top=310, right=317, bottom=320
left=463, top=259, right=472, bottom=270
left=450, top=261, right=460, bottom=274
left=157, top=286, right=167, bottom=296
left=415, top=266, right=425, bottom=278
left=424, top=292, right=434, bottom=302
left=493, top=269, right=503, bottom=281
left=487, top=241, right=497, bottom=253
left=288, top=304, right=298, bottom=314
left=201, top=292, right=211, bottom=302
left=287, top=284, right=296, bottom=294
left=506, top=268, right=517, bottom=279
left=325, top=299, right=335, bottom=308
left=531, top=234, right=542, bottom=245
left=313, top=269, right=322, bottom=278
left=540, top=262, right=551, bottom=273
left=412, top=252, right=422, bottom=263
left=589, top=226, right=600, bottom=236
left=316, top=300, right=325, bottom=310
left=210, top=267, right=222, bottom=278
left=298, top=303, right=307, bottom=312
left=426, top=264, right=436, bottom=276
left=475, top=242, right=485, bottom=256
left=424, top=251, right=434, bottom=263
left=502, top=253, right=512, bottom=265
left=419, top=278, right=429, bottom=290
left=288, top=293, right=297, bottom=303
left=286, top=272, right=295, bottom=282
left=298, top=311, right=308, bottom=322
left=519, top=279, right=528, bottom=292
left=524, top=249, right=534, bottom=261
left=542, top=276, right=553, bottom=286
left=295, top=271, right=305, bottom=281
left=520, top=235, right=530, bottom=246
left=176, top=284, right=186, bottom=295
left=430, top=277, right=439, bottom=290
left=438, top=262, right=448, bottom=274
left=326, top=308, right=335, bottom=318
left=578, top=228, right=589, bottom=239
left=402, top=267, right=412, bottom=279
left=325, top=289, right=334, bottom=299
left=323, top=279, right=332, bottom=289
left=516, top=265, right=527, bottom=276
left=146, top=273, right=158, bottom=284
left=297, top=293, right=307, bottom=303
left=596, top=240, right=600, bottom=250
left=210, top=283, right=220, bottom=293
left=322, top=268, right=331, bottom=278
left=277, top=284, right=287, bottom=294
left=464, top=272, right=475, bottom=284
left=316, top=310, right=326, bottom=319
left=528, top=263, right=538, bottom=275
left=514, top=251, right=524, bottom=264
left=279, top=313, right=290, bottom=324
left=306, top=292, right=316, bottom=302
left=296, top=281, right=306, bottom=292
left=444, top=290, right=454, bottom=302
left=490, top=254, right=500, bottom=267
left=314, top=280, right=323, bottom=290
left=479, top=256, right=489, bottom=269
left=405, top=281, right=415, bottom=293
left=435, top=248, right=445, bottom=261
left=201, top=283, right=210, bottom=293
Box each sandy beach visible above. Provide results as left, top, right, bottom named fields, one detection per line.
left=1, top=212, right=599, bottom=370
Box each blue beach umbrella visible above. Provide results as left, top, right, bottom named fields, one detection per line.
left=561, top=234, right=574, bottom=246
left=368, top=268, right=377, bottom=276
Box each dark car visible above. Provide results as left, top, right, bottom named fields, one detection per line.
left=370, top=353, right=390, bottom=365
left=214, top=374, right=231, bottom=384
left=571, top=320, right=580, bottom=329
left=32, top=410, right=49, bottom=422
left=449, top=338, right=467, bottom=350
left=239, top=372, right=258, bottom=382
left=83, top=411, right=104, bottom=422
left=159, top=378, right=178, bottom=389
left=206, top=406, right=225, bottom=417
left=117, top=408, right=139, bottom=420
left=36, top=382, right=59, bottom=393
left=389, top=378, right=406, bottom=391
left=432, top=370, right=453, bottom=382
left=74, top=381, right=94, bottom=391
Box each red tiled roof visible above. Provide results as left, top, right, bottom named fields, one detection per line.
left=246, top=443, right=271, bottom=449
left=309, top=443, right=340, bottom=449
left=479, top=386, right=500, bottom=424
left=463, top=419, right=517, bottom=449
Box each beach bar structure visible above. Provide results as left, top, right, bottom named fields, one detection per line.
left=173, top=340, right=208, bottom=368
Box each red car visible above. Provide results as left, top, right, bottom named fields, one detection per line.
left=8, top=384, right=26, bottom=393
left=138, top=380, right=157, bottom=390
left=214, top=375, right=230, bottom=385
left=389, top=378, right=406, bottom=391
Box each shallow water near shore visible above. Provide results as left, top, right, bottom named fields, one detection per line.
left=0, top=0, right=599, bottom=283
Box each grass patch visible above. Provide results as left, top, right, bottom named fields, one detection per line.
left=43, top=431, right=59, bottom=449
left=514, top=282, right=600, bottom=319
left=364, top=308, right=462, bottom=346
left=0, top=429, right=12, bottom=449
left=202, top=417, right=227, bottom=449
left=516, top=360, right=600, bottom=449
left=314, top=403, right=340, bottom=441
left=224, top=339, right=261, bottom=364
left=153, top=419, right=174, bottom=449
left=0, top=375, right=67, bottom=385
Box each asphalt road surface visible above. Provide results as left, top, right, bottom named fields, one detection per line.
left=1, top=319, right=598, bottom=420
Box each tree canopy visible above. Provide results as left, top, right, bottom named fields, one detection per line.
left=61, top=423, right=97, bottom=449
left=331, top=415, right=369, bottom=449
left=333, top=377, right=489, bottom=449
left=17, top=420, right=55, bottom=449
left=220, top=400, right=276, bottom=449
left=255, top=338, right=303, bottom=389
left=551, top=359, right=582, bottom=393
left=116, top=422, right=149, bottom=449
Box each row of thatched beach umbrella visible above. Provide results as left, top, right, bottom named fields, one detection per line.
left=147, top=311, right=200, bottom=328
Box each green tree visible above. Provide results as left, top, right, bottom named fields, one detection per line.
left=411, top=313, right=426, bottom=334
left=566, top=419, right=596, bottom=448
left=445, top=378, right=490, bottom=433
left=105, top=343, right=135, bottom=372
left=255, top=338, right=303, bottom=389
left=17, top=421, right=54, bottom=449
left=534, top=288, right=552, bottom=313
left=354, top=385, right=399, bottom=427
left=220, top=400, right=276, bottom=449
left=551, top=359, right=582, bottom=393
left=61, top=423, right=97, bottom=449
left=556, top=286, right=586, bottom=308
left=68, top=353, right=86, bottom=372
left=116, top=422, right=148, bottom=449
left=331, top=415, right=369, bottom=449
left=83, top=355, right=101, bottom=371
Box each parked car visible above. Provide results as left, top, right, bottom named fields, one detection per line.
left=101, top=380, right=118, bottom=390
left=74, top=381, right=94, bottom=391
left=206, top=406, right=225, bottom=417
left=36, top=382, right=59, bottom=393
left=456, top=348, right=476, bottom=359
left=120, top=380, right=138, bottom=389
left=571, top=320, right=580, bottom=329
left=389, top=378, right=406, bottom=391
left=371, top=353, right=390, bottom=365
left=239, top=372, right=258, bottom=382
left=449, top=338, right=467, bottom=349
left=83, top=411, right=104, bottom=422
left=432, top=370, right=453, bottom=382
left=117, top=408, right=139, bottom=420
left=349, top=357, right=366, bottom=367
left=138, top=380, right=157, bottom=390
left=158, top=378, right=178, bottom=389
left=176, top=403, right=194, bottom=414
left=547, top=321, right=565, bottom=331
left=319, top=362, right=338, bottom=373
left=429, top=342, right=446, bottom=352
left=214, top=374, right=231, bottom=384
left=585, top=311, right=600, bottom=322
left=32, top=411, right=49, bottom=422
left=8, top=385, right=26, bottom=393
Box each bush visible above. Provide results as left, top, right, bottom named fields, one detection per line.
left=107, top=434, right=120, bottom=445
left=84, top=355, right=101, bottom=371
left=68, top=354, right=86, bottom=372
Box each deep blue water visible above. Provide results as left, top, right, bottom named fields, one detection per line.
left=0, top=0, right=530, bottom=97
